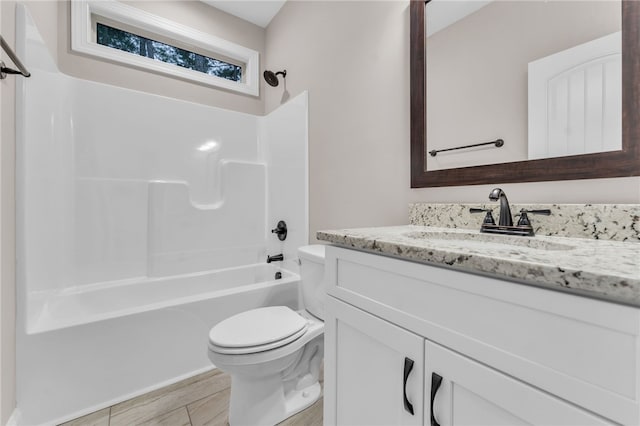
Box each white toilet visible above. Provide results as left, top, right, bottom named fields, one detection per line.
left=207, top=245, right=326, bottom=426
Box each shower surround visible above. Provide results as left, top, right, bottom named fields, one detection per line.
left=15, top=6, right=308, bottom=425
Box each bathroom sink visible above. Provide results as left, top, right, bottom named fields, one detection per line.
left=403, top=231, right=576, bottom=251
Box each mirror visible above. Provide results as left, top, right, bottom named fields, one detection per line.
left=410, top=0, right=640, bottom=188
left=427, top=1, right=621, bottom=171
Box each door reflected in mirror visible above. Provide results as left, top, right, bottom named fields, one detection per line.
left=426, top=0, right=621, bottom=172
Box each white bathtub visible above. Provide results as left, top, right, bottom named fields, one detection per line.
left=26, top=263, right=298, bottom=334
left=17, top=264, right=301, bottom=426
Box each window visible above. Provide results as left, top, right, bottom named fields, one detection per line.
left=96, top=23, right=242, bottom=82
left=72, top=0, right=259, bottom=96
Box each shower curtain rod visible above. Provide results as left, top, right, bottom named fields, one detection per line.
left=0, top=35, right=31, bottom=79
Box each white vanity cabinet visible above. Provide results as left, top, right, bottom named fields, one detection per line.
left=323, top=246, right=640, bottom=426
left=326, top=297, right=424, bottom=425
left=425, top=341, right=612, bottom=426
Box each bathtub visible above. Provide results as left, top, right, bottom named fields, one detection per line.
left=17, top=263, right=301, bottom=426
left=26, top=263, right=299, bottom=334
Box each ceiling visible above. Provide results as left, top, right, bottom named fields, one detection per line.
left=201, top=0, right=287, bottom=28
left=201, top=0, right=489, bottom=34
left=426, top=0, right=492, bottom=37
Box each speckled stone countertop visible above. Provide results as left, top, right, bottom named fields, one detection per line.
left=316, top=225, right=640, bottom=307
left=410, top=203, right=639, bottom=242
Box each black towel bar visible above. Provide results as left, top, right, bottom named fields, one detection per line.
left=429, top=139, right=504, bottom=157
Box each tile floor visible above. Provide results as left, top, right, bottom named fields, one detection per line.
left=60, top=368, right=323, bottom=426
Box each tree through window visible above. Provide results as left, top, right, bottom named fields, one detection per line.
left=96, top=23, right=242, bottom=82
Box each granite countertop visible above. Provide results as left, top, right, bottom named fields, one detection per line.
left=316, top=225, right=640, bottom=307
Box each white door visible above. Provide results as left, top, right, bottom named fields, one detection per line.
left=426, top=341, right=614, bottom=426
left=324, top=297, right=424, bottom=426
left=528, top=32, right=621, bottom=160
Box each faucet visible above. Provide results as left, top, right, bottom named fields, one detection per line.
left=488, top=188, right=513, bottom=226
left=267, top=253, right=284, bottom=263
left=471, top=188, right=551, bottom=236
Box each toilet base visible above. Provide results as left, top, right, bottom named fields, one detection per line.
left=228, top=374, right=322, bottom=426
left=285, top=381, right=322, bottom=420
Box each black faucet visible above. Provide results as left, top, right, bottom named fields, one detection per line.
left=470, top=189, right=552, bottom=236
left=488, top=188, right=513, bottom=226
left=267, top=253, right=284, bottom=263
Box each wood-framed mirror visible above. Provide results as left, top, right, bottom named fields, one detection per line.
left=410, top=0, right=640, bottom=188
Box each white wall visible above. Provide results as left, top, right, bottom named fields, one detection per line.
left=264, top=0, right=640, bottom=244
left=0, top=0, right=17, bottom=423
left=265, top=0, right=412, bottom=240
left=261, top=91, right=309, bottom=271
left=18, top=0, right=266, bottom=114
left=19, top=3, right=263, bottom=289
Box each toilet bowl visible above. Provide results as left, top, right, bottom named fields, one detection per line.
left=207, top=245, right=326, bottom=426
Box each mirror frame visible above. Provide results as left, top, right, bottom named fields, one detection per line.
left=410, top=0, right=640, bottom=188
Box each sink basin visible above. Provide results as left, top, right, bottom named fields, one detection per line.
left=404, top=231, right=576, bottom=251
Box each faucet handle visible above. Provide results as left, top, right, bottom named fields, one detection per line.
left=470, top=208, right=495, bottom=225
left=271, top=220, right=288, bottom=241
left=516, top=209, right=551, bottom=227
left=519, top=209, right=551, bottom=216
left=516, top=211, right=531, bottom=227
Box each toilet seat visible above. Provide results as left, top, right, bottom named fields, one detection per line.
left=209, top=306, right=308, bottom=355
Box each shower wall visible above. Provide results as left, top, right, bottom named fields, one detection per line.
left=262, top=94, right=309, bottom=272
left=17, top=5, right=308, bottom=334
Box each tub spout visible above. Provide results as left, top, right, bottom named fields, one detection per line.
left=267, top=253, right=284, bottom=263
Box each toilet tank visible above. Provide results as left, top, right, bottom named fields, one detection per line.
left=298, top=245, right=326, bottom=320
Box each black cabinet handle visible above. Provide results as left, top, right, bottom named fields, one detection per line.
left=430, top=372, right=443, bottom=426
left=403, top=357, right=415, bottom=415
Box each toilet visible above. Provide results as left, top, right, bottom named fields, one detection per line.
left=207, top=245, right=326, bottom=426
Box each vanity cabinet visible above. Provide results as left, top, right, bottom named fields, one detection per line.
left=323, top=246, right=640, bottom=426
left=425, top=341, right=611, bottom=425
left=326, top=297, right=423, bottom=425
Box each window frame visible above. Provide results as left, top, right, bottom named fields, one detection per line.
left=71, top=0, right=260, bottom=96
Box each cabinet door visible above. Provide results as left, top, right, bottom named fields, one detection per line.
left=425, top=341, right=614, bottom=426
left=325, top=297, right=424, bottom=426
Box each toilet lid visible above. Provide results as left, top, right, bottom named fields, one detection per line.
left=209, top=306, right=307, bottom=350
left=209, top=326, right=308, bottom=355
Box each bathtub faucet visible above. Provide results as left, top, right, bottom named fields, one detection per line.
left=267, top=253, right=284, bottom=263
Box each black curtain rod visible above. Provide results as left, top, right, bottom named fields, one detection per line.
left=1, top=35, right=31, bottom=79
